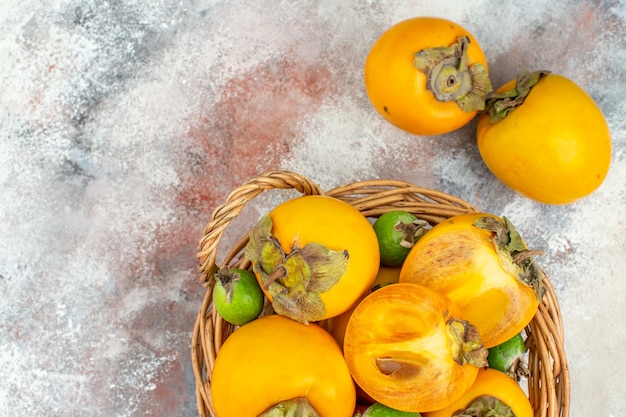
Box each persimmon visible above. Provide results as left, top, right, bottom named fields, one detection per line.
left=399, top=213, right=544, bottom=348
left=245, top=195, right=380, bottom=324
left=422, top=368, right=533, bottom=417
left=328, top=265, right=401, bottom=350
left=343, top=283, right=487, bottom=413
left=364, top=16, right=491, bottom=136
left=373, top=211, right=428, bottom=267
left=211, top=314, right=355, bottom=417
left=477, top=71, right=612, bottom=204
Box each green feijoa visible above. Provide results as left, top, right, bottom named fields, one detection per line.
left=213, top=267, right=264, bottom=325
left=487, top=332, right=529, bottom=378
left=362, top=402, right=422, bottom=417
left=372, top=211, right=428, bottom=267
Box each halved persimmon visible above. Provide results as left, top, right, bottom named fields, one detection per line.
left=343, top=283, right=487, bottom=413
left=399, top=213, right=544, bottom=348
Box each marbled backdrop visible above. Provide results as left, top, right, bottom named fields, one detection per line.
left=1, top=1, right=625, bottom=416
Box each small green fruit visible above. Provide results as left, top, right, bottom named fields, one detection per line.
left=372, top=211, right=428, bottom=267
left=362, top=402, right=421, bottom=417
left=487, top=332, right=528, bottom=378
left=213, top=267, right=264, bottom=325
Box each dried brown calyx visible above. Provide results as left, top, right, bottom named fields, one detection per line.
left=414, top=36, right=492, bottom=112
left=447, top=318, right=489, bottom=367
left=473, top=216, right=545, bottom=300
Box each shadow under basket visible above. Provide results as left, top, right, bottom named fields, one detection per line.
left=191, top=170, right=570, bottom=417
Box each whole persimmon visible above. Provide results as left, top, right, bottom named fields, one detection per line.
left=365, top=16, right=492, bottom=136
left=211, top=314, right=356, bottom=417
left=477, top=71, right=612, bottom=204
left=245, top=195, right=380, bottom=324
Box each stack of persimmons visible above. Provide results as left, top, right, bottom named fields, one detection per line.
left=209, top=193, right=541, bottom=417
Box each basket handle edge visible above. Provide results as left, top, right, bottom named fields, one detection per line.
left=196, top=170, right=323, bottom=285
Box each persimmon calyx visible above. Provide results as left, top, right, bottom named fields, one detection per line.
left=396, top=218, right=429, bottom=249
left=473, top=216, right=546, bottom=301
left=484, top=70, right=551, bottom=123
left=245, top=214, right=349, bottom=324
left=414, top=36, right=492, bottom=112
left=452, top=395, right=515, bottom=417
left=259, top=397, right=320, bottom=417
left=447, top=318, right=488, bottom=367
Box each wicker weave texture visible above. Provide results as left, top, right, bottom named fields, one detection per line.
left=192, top=170, right=570, bottom=417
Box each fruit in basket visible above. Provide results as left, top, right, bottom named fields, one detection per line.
left=343, top=283, right=488, bottom=413
left=212, top=267, right=264, bottom=325
left=373, top=211, right=429, bottom=267
left=422, top=367, right=533, bottom=417
left=487, top=332, right=528, bottom=379
left=357, top=402, right=422, bottom=416
left=364, top=16, right=492, bottom=136
left=477, top=70, right=612, bottom=204
left=245, top=195, right=380, bottom=324
left=328, top=265, right=401, bottom=349
left=399, top=213, right=544, bottom=348
left=211, top=314, right=356, bottom=417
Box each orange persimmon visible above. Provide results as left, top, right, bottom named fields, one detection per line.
left=423, top=368, right=533, bottom=417
left=343, top=283, right=487, bottom=413
left=245, top=195, right=380, bottom=324
left=211, top=314, right=356, bottom=417
left=399, top=213, right=543, bottom=348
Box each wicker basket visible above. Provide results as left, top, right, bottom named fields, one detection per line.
left=192, top=170, right=570, bottom=417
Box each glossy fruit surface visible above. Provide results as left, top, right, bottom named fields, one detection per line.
left=343, top=283, right=487, bottom=413
left=365, top=16, right=491, bottom=136
left=211, top=314, right=356, bottom=417
left=212, top=267, right=264, bottom=325
left=399, top=213, right=543, bottom=348
left=245, top=195, right=380, bottom=323
left=423, top=367, right=533, bottom=417
left=477, top=71, right=612, bottom=204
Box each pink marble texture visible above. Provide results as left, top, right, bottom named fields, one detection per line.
left=1, top=1, right=624, bottom=416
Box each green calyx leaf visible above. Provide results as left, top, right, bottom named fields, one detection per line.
left=414, top=36, right=492, bottom=112
left=447, top=318, right=489, bottom=368
left=452, top=395, right=515, bottom=417
left=473, top=216, right=545, bottom=301
left=244, top=214, right=349, bottom=324
left=484, top=70, right=551, bottom=123
left=259, top=397, right=320, bottom=417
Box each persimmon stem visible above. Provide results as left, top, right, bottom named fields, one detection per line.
left=484, top=70, right=550, bottom=122
left=512, top=249, right=545, bottom=264
left=264, top=265, right=287, bottom=290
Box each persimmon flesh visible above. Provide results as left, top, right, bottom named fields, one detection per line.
left=343, top=283, right=487, bottom=413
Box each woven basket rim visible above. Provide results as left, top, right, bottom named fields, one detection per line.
left=191, top=170, right=570, bottom=417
